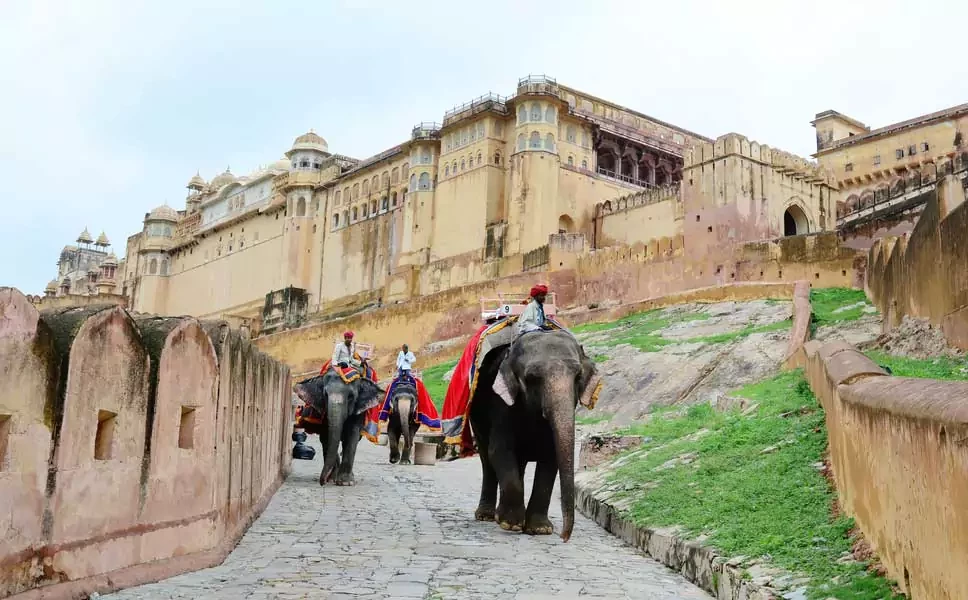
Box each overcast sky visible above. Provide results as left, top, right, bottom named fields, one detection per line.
left=2, top=0, right=965, bottom=294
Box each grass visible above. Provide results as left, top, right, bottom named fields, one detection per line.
left=607, top=370, right=902, bottom=599
left=593, top=353, right=610, bottom=363
left=576, top=413, right=611, bottom=425
left=865, top=350, right=968, bottom=381
left=421, top=358, right=458, bottom=412
left=681, top=318, right=791, bottom=345
left=580, top=308, right=710, bottom=353
left=811, top=288, right=876, bottom=326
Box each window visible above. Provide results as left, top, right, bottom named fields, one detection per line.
left=362, top=181, right=369, bottom=195
left=160, top=259, right=169, bottom=276
left=518, top=105, right=527, bottom=124
left=149, top=258, right=158, bottom=275
left=391, top=167, right=399, bottom=183
left=296, top=196, right=306, bottom=216
left=530, top=103, right=542, bottom=122
left=418, top=172, right=431, bottom=190
left=581, top=132, right=589, bottom=148
left=873, top=155, right=881, bottom=166
left=545, top=105, right=556, bottom=123
left=381, top=196, right=388, bottom=211
left=371, top=200, right=377, bottom=214
left=391, top=191, right=397, bottom=207
left=530, top=132, right=541, bottom=149
left=372, top=175, right=379, bottom=190
left=421, top=149, right=431, bottom=164
left=921, top=142, right=930, bottom=152
left=908, top=145, right=916, bottom=156
left=517, top=134, right=526, bottom=151
left=409, top=174, right=416, bottom=192
left=94, top=410, right=116, bottom=460
left=460, top=159, right=465, bottom=171
left=333, top=213, right=340, bottom=228
left=452, top=160, right=457, bottom=173
left=469, top=127, right=476, bottom=143
left=461, top=129, right=468, bottom=145
left=445, top=164, right=450, bottom=176
left=581, top=159, right=588, bottom=169
left=402, top=162, right=409, bottom=173
left=352, top=183, right=359, bottom=199
left=362, top=203, right=368, bottom=218
left=494, top=152, right=501, bottom=165
left=896, top=149, right=904, bottom=160
left=567, top=155, right=574, bottom=166
left=343, top=186, right=350, bottom=201
left=844, top=163, right=853, bottom=173
left=477, top=151, right=482, bottom=165
left=300, top=160, right=308, bottom=168
left=335, top=190, right=341, bottom=205
left=566, top=125, right=576, bottom=143
left=178, top=407, right=196, bottom=450
left=382, top=172, right=389, bottom=187
left=544, top=134, right=555, bottom=151
left=352, top=207, right=358, bottom=221
left=495, top=121, right=503, bottom=137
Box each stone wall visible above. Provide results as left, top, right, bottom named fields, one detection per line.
left=866, top=172, right=968, bottom=348
left=0, top=287, right=292, bottom=599
left=803, top=340, right=968, bottom=599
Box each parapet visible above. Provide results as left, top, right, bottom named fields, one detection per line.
left=596, top=182, right=682, bottom=218
left=684, top=132, right=835, bottom=186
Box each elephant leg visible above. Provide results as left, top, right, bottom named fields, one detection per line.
left=401, top=418, right=417, bottom=465
left=525, top=459, right=558, bottom=535
left=335, top=421, right=362, bottom=486
left=475, top=451, right=498, bottom=521
left=387, top=418, right=401, bottom=464
left=490, top=442, right=526, bottom=532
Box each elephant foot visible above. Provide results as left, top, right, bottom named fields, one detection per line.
left=474, top=505, right=496, bottom=522
left=524, top=515, right=555, bottom=536
left=400, top=455, right=412, bottom=465
left=496, top=506, right=525, bottom=532
left=335, top=472, right=356, bottom=486
left=389, top=453, right=400, bottom=464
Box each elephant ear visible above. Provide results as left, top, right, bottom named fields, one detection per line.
left=493, top=357, right=523, bottom=407
left=577, top=354, right=603, bottom=410
left=354, top=378, right=384, bottom=415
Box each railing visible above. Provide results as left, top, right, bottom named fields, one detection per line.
left=442, top=93, right=509, bottom=125
left=836, top=163, right=967, bottom=228
left=518, top=74, right=557, bottom=86
left=591, top=117, right=686, bottom=157
left=597, top=167, right=656, bottom=189
left=517, top=74, right=560, bottom=98
left=411, top=122, right=441, bottom=140
left=523, top=245, right=550, bottom=272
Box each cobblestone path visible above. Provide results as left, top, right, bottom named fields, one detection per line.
left=106, top=439, right=710, bottom=599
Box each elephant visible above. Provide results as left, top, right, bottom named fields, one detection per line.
left=386, top=380, right=420, bottom=465
left=293, top=369, right=383, bottom=486
left=469, top=329, right=601, bottom=542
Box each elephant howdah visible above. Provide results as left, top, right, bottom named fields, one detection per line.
left=293, top=364, right=383, bottom=486
left=442, top=317, right=603, bottom=542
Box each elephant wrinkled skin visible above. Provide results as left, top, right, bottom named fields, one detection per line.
left=470, top=330, right=601, bottom=542
left=293, top=370, right=382, bottom=486
left=386, top=382, right=419, bottom=465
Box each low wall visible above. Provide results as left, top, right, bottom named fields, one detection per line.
left=0, top=288, right=292, bottom=599
left=867, top=172, right=968, bottom=348
left=803, top=340, right=968, bottom=600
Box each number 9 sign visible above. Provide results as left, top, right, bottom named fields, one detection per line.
left=502, top=304, right=511, bottom=314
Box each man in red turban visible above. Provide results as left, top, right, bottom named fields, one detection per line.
left=517, top=283, right=550, bottom=337
left=333, top=330, right=360, bottom=369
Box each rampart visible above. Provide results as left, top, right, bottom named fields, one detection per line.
left=0, top=288, right=292, bottom=599
left=866, top=171, right=968, bottom=349
left=803, top=340, right=968, bottom=599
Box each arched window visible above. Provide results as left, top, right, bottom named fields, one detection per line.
left=566, top=125, right=577, bottom=143
left=149, top=258, right=158, bottom=275
left=333, top=213, right=340, bottom=228
left=581, top=158, right=588, bottom=169
left=391, top=191, right=398, bottom=207
left=494, top=152, right=501, bottom=165
left=402, top=162, right=409, bottom=173
left=352, top=207, right=358, bottom=221
left=530, top=103, right=542, bottom=122
left=311, top=198, right=319, bottom=214
left=477, top=151, right=482, bottom=165
left=568, top=155, right=574, bottom=166
left=452, top=160, right=457, bottom=173
left=342, top=210, right=349, bottom=224
left=296, top=197, right=306, bottom=217
left=381, top=196, right=389, bottom=211
left=372, top=175, right=379, bottom=190
left=518, top=105, right=527, bottom=124
left=460, top=159, right=466, bottom=171
left=418, top=172, right=431, bottom=190
left=445, top=164, right=450, bottom=176
left=469, top=127, right=476, bottom=142
left=517, top=134, right=526, bottom=151
left=382, top=172, right=389, bottom=187
left=409, top=174, right=416, bottom=192
left=530, top=132, right=541, bottom=149
left=335, top=190, right=341, bottom=205
left=544, top=134, right=555, bottom=151
left=362, top=203, right=369, bottom=218
left=477, top=122, right=485, bottom=138
left=362, top=180, right=369, bottom=196
left=343, top=186, right=350, bottom=201
left=161, top=259, right=169, bottom=276
left=581, top=132, right=589, bottom=148
left=352, top=183, right=359, bottom=199
left=371, top=200, right=377, bottom=214
left=545, top=106, right=556, bottom=123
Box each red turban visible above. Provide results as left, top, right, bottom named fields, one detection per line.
left=343, top=330, right=354, bottom=338
left=530, top=284, right=549, bottom=297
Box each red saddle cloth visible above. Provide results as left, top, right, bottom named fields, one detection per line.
left=294, top=360, right=379, bottom=432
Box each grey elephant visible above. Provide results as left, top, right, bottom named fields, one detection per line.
left=293, top=370, right=382, bottom=486
left=386, top=380, right=420, bottom=464
left=469, top=330, right=601, bottom=541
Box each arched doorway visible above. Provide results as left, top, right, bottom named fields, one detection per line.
left=783, top=204, right=809, bottom=236
left=558, top=214, right=575, bottom=233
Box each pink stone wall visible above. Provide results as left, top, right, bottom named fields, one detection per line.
left=0, top=288, right=292, bottom=599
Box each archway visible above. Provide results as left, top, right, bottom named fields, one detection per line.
left=557, top=214, right=575, bottom=234
left=783, top=204, right=809, bottom=236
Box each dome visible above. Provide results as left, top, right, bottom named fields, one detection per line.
left=45, top=280, right=58, bottom=292
left=187, top=172, right=206, bottom=188
left=209, top=167, right=236, bottom=189
left=289, top=130, right=329, bottom=154
left=77, top=228, right=93, bottom=244
left=96, top=231, right=110, bottom=246
left=147, top=204, right=179, bottom=222
left=103, top=252, right=118, bottom=267
left=271, top=156, right=292, bottom=171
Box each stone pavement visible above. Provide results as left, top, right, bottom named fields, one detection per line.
left=105, top=438, right=710, bottom=600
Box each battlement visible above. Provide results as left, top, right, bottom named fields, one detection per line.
left=684, top=133, right=834, bottom=185
left=596, top=182, right=681, bottom=217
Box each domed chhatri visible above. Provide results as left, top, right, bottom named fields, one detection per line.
left=95, top=231, right=110, bottom=246
left=209, top=167, right=236, bottom=190
left=45, top=279, right=58, bottom=292
left=103, top=252, right=119, bottom=267
left=187, top=172, right=207, bottom=189
left=271, top=156, right=292, bottom=171
left=76, top=227, right=93, bottom=244
left=289, top=129, right=329, bottom=154
left=147, top=204, right=180, bottom=222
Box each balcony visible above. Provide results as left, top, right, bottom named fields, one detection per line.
left=411, top=122, right=441, bottom=141
left=597, top=167, right=656, bottom=189
left=517, top=74, right=559, bottom=98
left=442, top=94, right=509, bottom=126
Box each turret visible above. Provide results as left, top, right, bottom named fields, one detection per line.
left=186, top=172, right=206, bottom=214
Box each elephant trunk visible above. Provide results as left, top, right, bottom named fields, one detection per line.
left=322, top=396, right=346, bottom=484
left=397, top=396, right=413, bottom=445
left=545, top=377, right=577, bottom=542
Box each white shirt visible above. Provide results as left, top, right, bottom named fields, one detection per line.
left=332, top=342, right=360, bottom=368
left=396, top=350, right=416, bottom=371
left=516, top=300, right=546, bottom=336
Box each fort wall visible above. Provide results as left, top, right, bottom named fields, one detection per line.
left=0, top=288, right=292, bottom=599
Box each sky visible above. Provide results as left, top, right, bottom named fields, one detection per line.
left=1, top=0, right=965, bottom=294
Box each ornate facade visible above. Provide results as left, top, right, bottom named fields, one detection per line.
left=45, top=228, right=122, bottom=299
